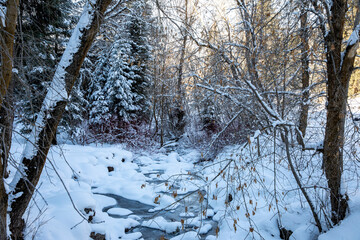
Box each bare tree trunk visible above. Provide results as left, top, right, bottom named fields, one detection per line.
left=323, top=0, right=347, bottom=224
left=169, top=0, right=188, bottom=140
left=322, top=0, right=360, bottom=224
left=0, top=79, right=14, bottom=177
left=0, top=1, right=20, bottom=239
left=0, top=0, right=20, bottom=107
left=8, top=1, right=112, bottom=239
left=160, top=83, right=164, bottom=147
left=297, top=2, right=310, bottom=144
left=177, top=35, right=187, bottom=105
left=0, top=79, right=14, bottom=240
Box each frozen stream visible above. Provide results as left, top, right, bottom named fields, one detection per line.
left=95, top=166, right=218, bottom=239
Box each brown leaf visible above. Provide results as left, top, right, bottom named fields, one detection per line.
left=198, top=191, right=204, bottom=203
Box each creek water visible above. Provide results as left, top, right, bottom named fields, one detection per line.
left=97, top=169, right=218, bottom=239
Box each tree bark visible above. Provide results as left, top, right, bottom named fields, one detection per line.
left=0, top=79, right=14, bottom=240
left=0, top=81, right=14, bottom=240
left=0, top=0, right=20, bottom=108
left=0, top=1, right=20, bottom=239
left=170, top=0, right=188, bottom=140
left=8, top=1, right=112, bottom=239
left=322, top=0, right=360, bottom=224
left=297, top=3, right=310, bottom=145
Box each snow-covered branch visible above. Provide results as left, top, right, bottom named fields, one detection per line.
left=8, top=0, right=113, bottom=238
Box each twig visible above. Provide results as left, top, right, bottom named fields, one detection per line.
left=282, top=128, right=322, bottom=232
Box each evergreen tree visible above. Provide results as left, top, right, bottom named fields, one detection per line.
left=88, top=50, right=111, bottom=127
left=14, top=0, right=74, bottom=133
left=89, top=37, right=138, bottom=125
left=126, top=0, right=153, bottom=121
left=88, top=0, right=153, bottom=141
left=88, top=34, right=138, bottom=141
left=106, top=38, right=139, bottom=121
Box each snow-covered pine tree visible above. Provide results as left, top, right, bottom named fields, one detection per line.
left=88, top=49, right=112, bottom=128
left=88, top=0, right=153, bottom=142
left=88, top=34, right=138, bottom=141
left=125, top=0, right=153, bottom=121
left=106, top=38, right=139, bottom=122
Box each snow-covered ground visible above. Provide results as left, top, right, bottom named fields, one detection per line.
left=7, top=98, right=360, bottom=240
left=8, top=137, right=218, bottom=240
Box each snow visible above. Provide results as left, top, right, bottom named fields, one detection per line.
left=205, top=236, right=217, bottom=240
left=170, top=231, right=198, bottom=240
left=347, top=24, right=360, bottom=47
left=205, top=209, right=214, bottom=218
left=93, top=194, right=116, bottom=207
left=5, top=132, right=360, bottom=240
left=179, top=212, right=195, bottom=217
left=318, top=195, right=360, bottom=240
left=7, top=135, right=210, bottom=239
left=142, top=216, right=181, bottom=234
left=199, top=224, right=212, bottom=234
left=304, top=141, right=323, bottom=150
left=7, top=96, right=360, bottom=240
left=107, top=207, right=133, bottom=216
left=341, top=24, right=360, bottom=66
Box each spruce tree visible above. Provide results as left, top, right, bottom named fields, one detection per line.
left=14, top=0, right=74, bottom=133
left=88, top=0, right=153, bottom=141
left=126, top=0, right=153, bottom=121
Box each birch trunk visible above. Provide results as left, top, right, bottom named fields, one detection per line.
left=8, top=1, right=112, bottom=238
